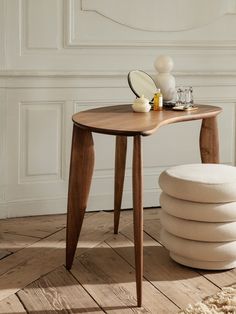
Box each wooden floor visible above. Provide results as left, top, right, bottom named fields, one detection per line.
left=0, top=209, right=236, bottom=313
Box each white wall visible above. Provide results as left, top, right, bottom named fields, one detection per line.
left=0, top=0, right=236, bottom=218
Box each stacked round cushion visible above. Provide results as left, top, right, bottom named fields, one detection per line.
left=159, top=163, right=236, bottom=270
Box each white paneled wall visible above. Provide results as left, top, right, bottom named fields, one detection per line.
left=0, top=0, right=236, bottom=218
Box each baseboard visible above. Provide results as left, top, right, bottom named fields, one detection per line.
left=0, top=189, right=162, bottom=219
left=1, top=197, right=67, bottom=219
left=0, top=203, right=7, bottom=219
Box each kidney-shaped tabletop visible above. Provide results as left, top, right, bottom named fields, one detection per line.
left=72, top=104, right=222, bottom=137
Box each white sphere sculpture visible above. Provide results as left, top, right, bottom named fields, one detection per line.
left=154, top=55, right=176, bottom=102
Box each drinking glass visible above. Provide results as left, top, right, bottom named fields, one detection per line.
left=175, top=86, right=194, bottom=107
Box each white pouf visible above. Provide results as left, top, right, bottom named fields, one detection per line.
left=170, top=253, right=236, bottom=270
left=161, top=229, right=236, bottom=262
left=160, top=210, right=236, bottom=242
left=160, top=192, right=236, bottom=222
left=159, top=163, right=236, bottom=203
left=159, top=163, right=236, bottom=270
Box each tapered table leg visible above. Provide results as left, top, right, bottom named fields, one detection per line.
left=132, top=135, right=143, bottom=307
left=114, top=136, right=127, bottom=234
left=200, top=116, right=219, bottom=163
left=66, top=125, right=94, bottom=270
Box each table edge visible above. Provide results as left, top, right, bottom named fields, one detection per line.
left=73, top=105, right=222, bottom=137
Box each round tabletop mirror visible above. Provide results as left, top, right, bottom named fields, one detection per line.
left=128, top=70, right=157, bottom=101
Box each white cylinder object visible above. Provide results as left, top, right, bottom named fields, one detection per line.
left=154, top=55, right=176, bottom=101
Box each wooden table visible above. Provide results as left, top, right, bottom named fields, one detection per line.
left=66, top=104, right=222, bottom=307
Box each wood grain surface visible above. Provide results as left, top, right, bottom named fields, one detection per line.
left=200, top=116, right=219, bottom=163
left=66, top=127, right=95, bottom=270
left=1, top=209, right=234, bottom=313
left=114, top=135, right=127, bottom=234
left=72, top=104, right=222, bottom=136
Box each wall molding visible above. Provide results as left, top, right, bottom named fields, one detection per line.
left=2, top=70, right=236, bottom=78
left=65, top=39, right=236, bottom=50
left=0, top=203, right=7, bottom=219
left=0, top=0, right=6, bottom=70
left=1, top=164, right=166, bottom=218
left=20, top=0, right=60, bottom=51
left=19, top=101, right=65, bottom=183
left=1, top=71, right=236, bottom=90
left=65, top=0, right=236, bottom=48
left=0, top=91, right=7, bottom=205
left=0, top=197, right=67, bottom=219
left=81, top=0, right=235, bottom=32
left=0, top=188, right=162, bottom=219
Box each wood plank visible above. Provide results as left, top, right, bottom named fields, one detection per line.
left=0, top=214, right=67, bottom=238
left=18, top=266, right=104, bottom=313
left=0, top=250, right=11, bottom=260
left=143, top=208, right=160, bottom=220
left=143, top=218, right=162, bottom=241
left=0, top=211, right=128, bottom=301
left=0, top=294, right=26, bottom=314
left=119, top=208, right=160, bottom=224
left=200, top=268, right=236, bottom=288
left=0, top=210, right=233, bottom=313
left=71, top=241, right=178, bottom=313
left=107, top=224, right=219, bottom=309
left=0, top=232, right=39, bottom=253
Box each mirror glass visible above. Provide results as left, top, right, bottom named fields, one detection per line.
left=128, top=70, right=157, bottom=101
